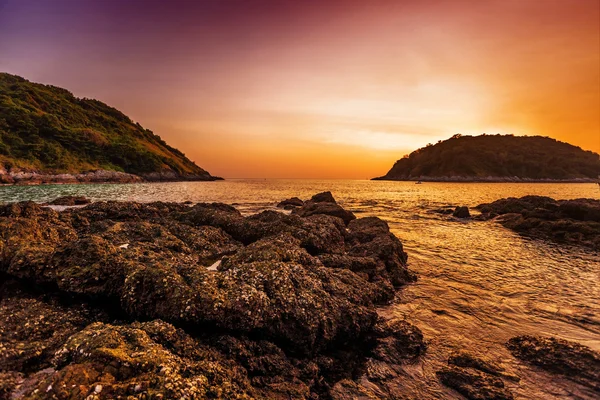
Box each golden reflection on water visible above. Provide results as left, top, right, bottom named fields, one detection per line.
left=1, top=180, right=599, bottom=399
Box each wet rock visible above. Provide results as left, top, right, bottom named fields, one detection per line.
left=477, top=196, right=600, bottom=250
left=371, top=319, right=427, bottom=364
left=0, top=198, right=413, bottom=354
left=345, top=217, right=415, bottom=286
left=277, top=197, right=304, bottom=208
left=311, top=191, right=337, bottom=203
left=293, top=201, right=356, bottom=225
left=437, top=365, right=513, bottom=400
left=449, top=351, right=519, bottom=382
left=506, top=335, right=600, bottom=391
left=0, top=194, right=420, bottom=399
left=47, top=196, right=91, bottom=206
left=453, top=206, right=471, bottom=218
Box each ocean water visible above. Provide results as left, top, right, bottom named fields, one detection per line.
left=1, top=180, right=599, bottom=399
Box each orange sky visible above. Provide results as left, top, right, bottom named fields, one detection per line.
left=0, top=0, right=598, bottom=178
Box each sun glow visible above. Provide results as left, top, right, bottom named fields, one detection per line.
left=1, top=0, right=597, bottom=178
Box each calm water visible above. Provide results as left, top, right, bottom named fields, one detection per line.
left=1, top=180, right=599, bottom=399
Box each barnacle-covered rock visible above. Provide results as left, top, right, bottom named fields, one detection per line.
left=0, top=194, right=421, bottom=399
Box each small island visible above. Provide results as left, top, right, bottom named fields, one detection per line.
left=373, top=134, right=600, bottom=182
left=0, top=74, right=221, bottom=184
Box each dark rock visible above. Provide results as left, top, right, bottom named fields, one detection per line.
left=40, top=320, right=257, bottom=399
left=0, top=196, right=422, bottom=399
left=477, top=196, right=600, bottom=250
left=453, top=206, right=471, bottom=218
left=47, top=196, right=91, bottom=206
left=371, top=319, right=427, bottom=364
left=293, top=201, right=356, bottom=225
left=345, top=217, right=415, bottom=286
left=0, top=371, right=22, bottom=400
left=277, top=197, right=304, bottom=208
left=506, top=335, right=600, bottom=391
left=0, top=280, right=104, bottom=373
left=311, top=191, right=337, bottom=203
left=437, top=365, right=513, bottom=400
left=449, top=351, right=519, bottom=382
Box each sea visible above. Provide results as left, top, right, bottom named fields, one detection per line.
left=1, top=179, right=599, bottom=399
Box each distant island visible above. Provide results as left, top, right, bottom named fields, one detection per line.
left=373, top=134, right=600, bottom=182
left=0, top=73, right=221, bottom=184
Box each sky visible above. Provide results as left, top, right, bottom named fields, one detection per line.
left=0, top=0, right=599, bottom=178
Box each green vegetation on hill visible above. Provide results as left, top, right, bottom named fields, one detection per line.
left=374, top=134, right=600, bottom=181
left=0, top=73, right=218, bottom=180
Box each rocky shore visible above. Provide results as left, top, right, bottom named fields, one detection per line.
left=1, top=192, right=598, bottom=399
left=0, top=192, right=423, bottom=399
left=0, top=168, right=223, bottom=185
left=477, top=195, right=600, bottom=250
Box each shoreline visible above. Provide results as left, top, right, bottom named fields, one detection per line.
left=372, top=176, right=598, bottom=183
left=0, top=168, right=223, bottom=186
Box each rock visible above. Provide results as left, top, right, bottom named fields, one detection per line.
left=0, top=371, right=23, bottom=400
left=292, top=192, right=356, bottom=224
left=0, top=198, right=414, bottom=353
left=345, top=217, right=415, bottom=286
left=437, top=365, right=513, bottom=400
left=47, top=196, right=91, bottom=206
left=277, top=197, right=304, bottom=208
left=293, top=201, right=356, bottom=225
left=477, top=196, right=600, bottom=250
left=39, top=320, right=257, bottom=399
left=506, top=335, right=600, bottom=391
left=437, top=351, right=516, bottom=399
left=453, top=206, right=471, bottom=218
left=311, top=191, right=337, bottom=203
left=449, top=351, right=518, bottom=382
left=0, top=280, right=103, bottom=372
left=371, top=319, right=427, bottom=364
left=0, top=196, right=420, bottom=399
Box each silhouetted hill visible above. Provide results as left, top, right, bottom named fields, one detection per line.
left=0, top=73, right=221, bottom=184
left=374, top=134, right=600, bottom=182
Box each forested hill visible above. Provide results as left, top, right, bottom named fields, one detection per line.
left=374, top=134, right=600, bottom=182
left=0, top=73, right=221, bottom=183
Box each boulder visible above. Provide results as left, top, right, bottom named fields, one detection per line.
left=345, top=217, right=415, bottom=286
left=506, top=335, right=600, bottom=391
left=0, top=196, right=422, bottom=399
left=311, top=191, right=337, bottom=203
left=293, top=201, right=356, bottom=225
left=277, top=197, right=304, bottom=208
left=453, top=206, right=471, bottom=218
left=371, top=319, right=427, bottom=364
left=437, top=365, right=513, bottom=400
